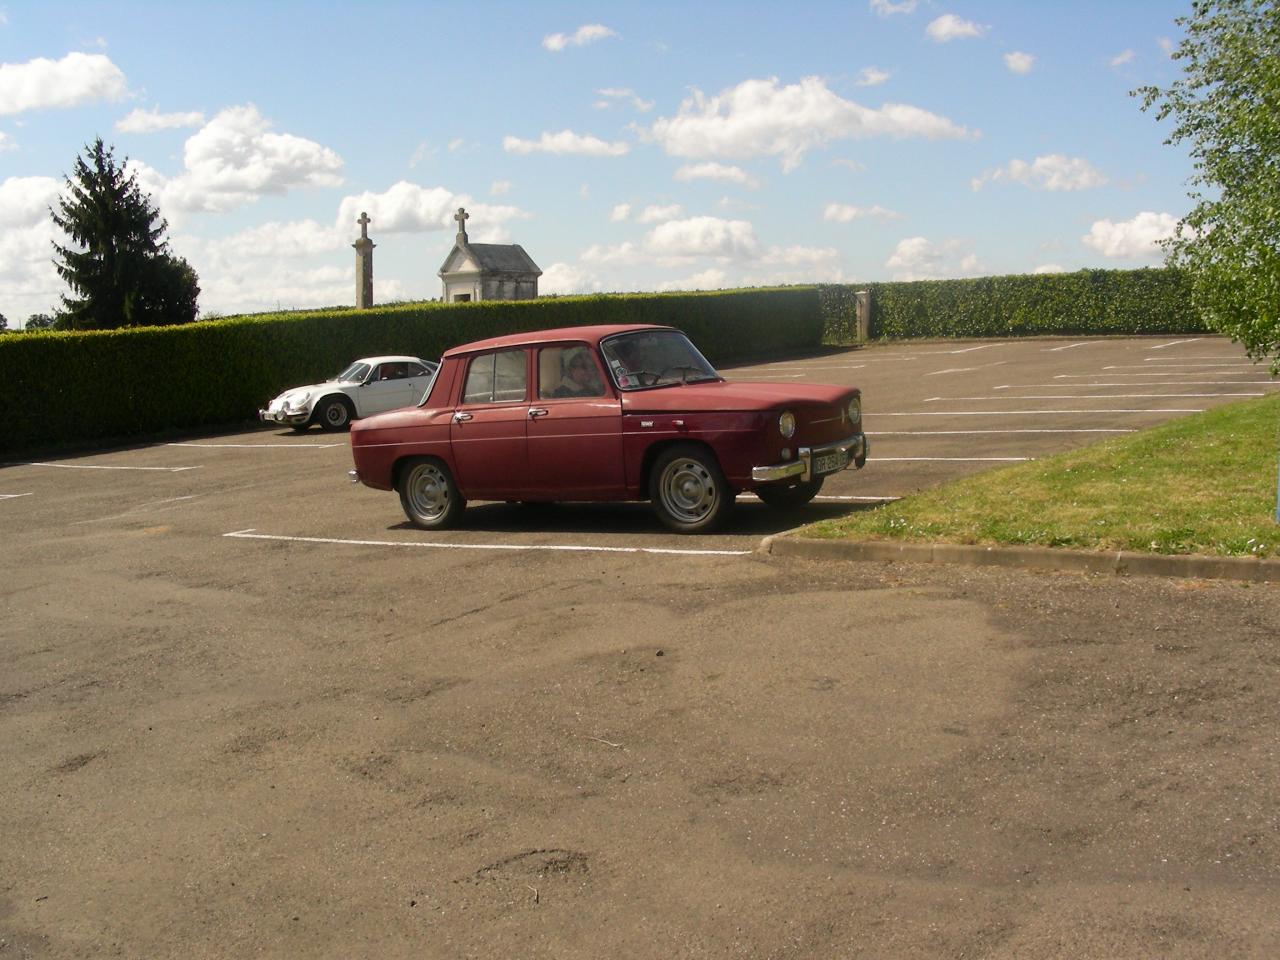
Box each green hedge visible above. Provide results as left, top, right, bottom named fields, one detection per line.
left=0, top=287, right=822, bottom=454
left=820, top=268, right=1203, bottom=342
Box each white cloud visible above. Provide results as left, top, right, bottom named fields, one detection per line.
left=145, top=105, right=344, bottom=214
left=0, top=52, right=127, bottom=115
left=0, top=176, right=66, bottom=322
left=610, top=202, right=632, bottom=222
left=1033, top=263, right=1067, bottom=274
left=0, top=131, right=12, bottom=153
left=823, top=203, right=903, bottom=223
left=673, top=162, right=761, bottom=189
left=645, top=216, right=759, bottom=260
left=1004, top=51, right=1035, bottom=74
left=334, top=181, right=529, bottom=235
left=1158, top=37, right=1176, bottom=57
left=200, top=219, right=345, bottom=265
left=870, top=0, right=917, bottom=15
left=115, top=107, right=205, bottom=133
left=596, top=87, right=654, bottom=112
left=581, top=241, right=641, bottom=265
left=543, top=24, right=617, bottom=52
left=637, top=204, right=683, bottom=223
left=759, top=245, right=840, bottom=267
left=0, top=175, right=61, bottom=226
left=886, top=236, right=984, bottom=280
left=855, top=66, right=891, bottom=87
left=647, top=76, right=972, bottom=173
left=503, top=129, right=630, bottom=157
left=926, top=15, right=988, bottom=43
left=490, top=180, right=511, bottom=196
left=1110, top=49, right=1136, bottom=67
left=658, top=268, right=728, bottom=292
left=540, top=262, right=601, bottom=295
left=447, top=138, right=464, bottom=152
left=972, top=154, right=1108, bottom=192
left=1081, top=211, right=1177, bottom=259
left=831, top=158, right=867, bottom=173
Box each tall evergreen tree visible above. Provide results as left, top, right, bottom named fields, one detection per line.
left=51, top=138, right=200, bottom=329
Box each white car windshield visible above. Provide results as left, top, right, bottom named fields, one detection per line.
left=601, top=331, right=721, bottom=391
left=335, top=362, right=371, bottom=382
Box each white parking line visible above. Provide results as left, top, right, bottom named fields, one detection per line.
left=876, top=409, right=1203, bottom=416
left=168, top=442, right=344, bottom=449
left=1045, top=342, right=1092, bottom=352
left=1150, top=338, right=1203, bottom=349
left=18, top=462, right=201, bottom=473
left=1106, top=363, right=1256, bottom=369
left=928, top=392, right=1262, bottom=401
left=925, top=362, right=1007, bottom=376
left=223, top=529, right=753, bottom=557
left=1, top=492, right=34, bottom=500
left=740, top=493, right=901, bottom=503
left=72, top=495, right=199, bottom=525
left=1055, top=372, right=1267, bottom=378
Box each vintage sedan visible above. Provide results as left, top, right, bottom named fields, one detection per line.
left=348, top=325, right=867, bottom=533
left=259, top=356, right=438, bottom=432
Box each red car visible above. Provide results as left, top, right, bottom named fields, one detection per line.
left=348, top=324, right=867, bottom=533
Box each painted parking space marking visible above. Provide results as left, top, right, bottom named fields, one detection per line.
left=223, top=529, right=753, bottom=558
left=1007, top=381, right=1280, bottom=388
left=72, top=495, right=199, bottom=525
left=877, top=409, right=1203, bottom=416
left=1045, top=342, right=1092, bottom=352
left=18, top=462, right=201, bottom=473
left=1150, top=338, right=1203, bottom=349
left=928, top=392, right=1263, bottom=401
left=168, top=442, right=344, bottom=449
left=925, top=362, right=1007, bottom=376
left=738, top=493, right=901, bottom=503
left=1, top=492, right=34, bottom=500
left=1106, top=363, right=1257, bottom=369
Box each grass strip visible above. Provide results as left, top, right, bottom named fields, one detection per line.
left=809, top=393, right=1280, bottom=558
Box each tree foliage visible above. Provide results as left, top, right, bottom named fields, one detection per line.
left=1137, top=0, right=1280, bottom=371
left=51, top=138, right=200, bottom=330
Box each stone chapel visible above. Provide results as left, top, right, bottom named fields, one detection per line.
left=437, top=207, right=542, bottom=302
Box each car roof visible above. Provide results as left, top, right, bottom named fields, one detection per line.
left=351, top=355, right=432, bottom=366
left=441, top=324, right=675, bottom=359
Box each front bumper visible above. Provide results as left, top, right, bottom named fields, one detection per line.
left=259, top=406, right=312, bottom=426
left=752, top=431, right=867, bottom=484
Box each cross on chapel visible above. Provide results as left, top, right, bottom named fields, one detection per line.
left=358, top=211, right=371, bottom=240
left=454, top=207, right=469, bottom=241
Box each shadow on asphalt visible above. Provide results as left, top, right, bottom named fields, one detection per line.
left=385, top=499, right=878, bottom=539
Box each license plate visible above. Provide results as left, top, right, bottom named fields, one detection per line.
left=812, top=450, right=849, bottom=476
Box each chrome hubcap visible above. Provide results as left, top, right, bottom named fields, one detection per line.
left=324, top=402, right=348, bottom=426
left=406, top=464, right=449, bottom=520
left=659, top=458, right=717, bottom=523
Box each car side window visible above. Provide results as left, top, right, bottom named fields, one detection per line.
left=462, top=349, right=528, bottom=404
left=538, top=346, right=606, bottom=399
left=406, top=362, right=428, bottom=378
left=377, top=362, right=408, bottom=381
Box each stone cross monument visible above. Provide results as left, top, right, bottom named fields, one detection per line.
left=454, top=207, right=469, bottom=243
left=353, top=211, right=375, bottom=309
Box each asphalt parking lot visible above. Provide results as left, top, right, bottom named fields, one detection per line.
left=3, top=335, right=1279, bottom=958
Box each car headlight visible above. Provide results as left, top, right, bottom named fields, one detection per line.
left=847, top=396, right=861, bottom=424
left=778, top=410, right=796, bottom=438
left=285, top=391, right=312, bottom=410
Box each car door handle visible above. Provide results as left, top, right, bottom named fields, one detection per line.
left=528, top=408, right=549, bottom=419
left=453, top=412, right=473, bottom=423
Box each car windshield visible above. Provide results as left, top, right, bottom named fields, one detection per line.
left=601, top=331, right=721, bottom=391
left=335, top=362, right=371, bottom=382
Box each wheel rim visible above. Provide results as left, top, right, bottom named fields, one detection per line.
left=406, top=463, right=450, bottom=521
left=658, top=457, right=719, bottom=524
left=324, top=402, right=349, bottom=427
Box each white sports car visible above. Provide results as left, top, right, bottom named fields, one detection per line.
left=259, top=355, right=439, bottom=432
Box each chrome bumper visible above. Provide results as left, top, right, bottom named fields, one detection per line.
left=752, top=431, right=867, bottom=484
left=259, top=407, right=310, bottom=425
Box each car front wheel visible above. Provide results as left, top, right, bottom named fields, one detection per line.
left=650, top=444, right=733, bottom=533
left=398, top=458, right=465, bottom=529
left=755, top=476, right=824, bottom=510
left=317, top=396, right=354, bottom=431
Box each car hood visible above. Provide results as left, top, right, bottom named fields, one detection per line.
left=273, top=378, right=352, bottom=402
left=620, top=379, right=855, bottom=413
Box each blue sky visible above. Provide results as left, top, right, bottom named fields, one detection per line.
left=1, top=1, right=1193, bottom=326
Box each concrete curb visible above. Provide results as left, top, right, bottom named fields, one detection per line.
left=757, top=536, right=1280, bottom=583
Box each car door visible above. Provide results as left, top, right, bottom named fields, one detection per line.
left=404, top=361, right=435, bottom=405
left=448, top=348, right=530, bottom=498
left=358, top=362, right=415, bottom=416
left=526, top=345, right=624, bottom=498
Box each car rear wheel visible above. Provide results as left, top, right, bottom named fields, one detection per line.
left=650, top=444, right=732, bottom=533
left=755, top=476, right=824, bottom=510
left=317, top=396, right=354, bottom=431
left=398, top=458, right=465, bottom=529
